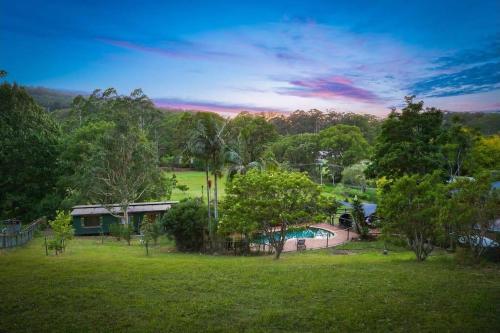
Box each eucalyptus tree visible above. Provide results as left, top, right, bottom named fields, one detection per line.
left=60, top=89, right=172, bottom=224
left=0, top=83, right=62, bottom=221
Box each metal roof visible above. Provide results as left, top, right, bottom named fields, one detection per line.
left=71, top=201, right=178, bottom=216
left=339, top=201, right=377, bottom=217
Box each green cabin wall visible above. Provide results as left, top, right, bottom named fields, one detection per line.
left=72, top=212, right=161, bottom=235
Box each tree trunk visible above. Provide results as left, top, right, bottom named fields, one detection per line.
left=205, top=166, right=212, bottom=239
left=214, top=173, right=219, bottom=222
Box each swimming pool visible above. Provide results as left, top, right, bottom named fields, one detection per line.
left=254, top=227, right=334, bottom=244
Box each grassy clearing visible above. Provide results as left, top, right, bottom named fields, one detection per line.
left=1, top=237, right=499, bottom=332
left=166, top=170, right=375, bottom=203
left=321, top=183, right=377, bottom=202
left=165, top=171, right=226, bottom=201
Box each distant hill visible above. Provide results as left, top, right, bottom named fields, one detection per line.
left=24, top=86, right=81, bottom=111
left=21, top=86, right=500, bottom=135
left=443, top=111, right=500, bottom=135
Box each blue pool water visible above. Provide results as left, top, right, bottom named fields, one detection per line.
left=255, top=227, right=334, bottom=244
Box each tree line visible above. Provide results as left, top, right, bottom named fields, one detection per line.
left=1, top=81, right=499, bottom=261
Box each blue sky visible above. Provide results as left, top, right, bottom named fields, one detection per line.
left=1, top=0, right=499, bottom=115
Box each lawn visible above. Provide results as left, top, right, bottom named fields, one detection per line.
left=166, top=170, right=375, bottom=203
left=1, top=237, right=499, bottom=332
left=165, top=170, right=226, bottom=201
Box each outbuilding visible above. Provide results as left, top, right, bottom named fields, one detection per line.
left=70, top=201, right=177, bottom=235
left=338, top=201, right=378, bottom=228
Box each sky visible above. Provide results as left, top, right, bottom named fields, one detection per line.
left=1, top=0, right=499, bottom=116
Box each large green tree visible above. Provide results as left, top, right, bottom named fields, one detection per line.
left=319, top=124, right=370, bottom=171
left=464, top=134, right=500, bottom=175
left=379, top=172, right=445, bottom=261
left=219, top=169, right=321, bottom=259
left=368, top=96, right=444, bottom=179
left=441, top=175, right=500, bottom=260
left=0, top=83, right=62, bottom=221
left=440, top=123, right=477, bottom=178
left=268, top=133, right=320, bottom=172
left=226, top=113, right=278, bottom=176
left=60, top=89, right=171, bottom=223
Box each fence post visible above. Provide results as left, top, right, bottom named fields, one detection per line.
left=327, top=233, right=329, bottom=248
left=45, top=236, right=48, bottom=256
left=347, top=228, right=350, bottom=241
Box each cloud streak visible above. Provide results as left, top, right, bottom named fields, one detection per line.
left=412, top=62, right=500, bottom=97
left=276, top=75, right=381, bottom=103
left=433, top=37, right=500, bottom=70
left=98, top=38, right=234, bottom=60
left=153, top=97, right=285, bottom=117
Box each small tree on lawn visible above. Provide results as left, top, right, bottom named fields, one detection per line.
left=141, top=215, right=163, bottom=247
left=48, top=210, right=74, bottom=255
left=120, top=223, right=134, bottom=246
left=220, top=169, right=321, bottom=259
left=140, top=215, right=163, bottom=255
left=352, top=197, right=369, bottom=239
left=379, top=172, right=444, bottom=261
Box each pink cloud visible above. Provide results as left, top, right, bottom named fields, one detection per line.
left=153, top=98, right=287, bottom=117
left=278, top=75, right=381, bottom=103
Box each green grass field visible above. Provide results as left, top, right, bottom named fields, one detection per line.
left=166, top=170, right=375, bottom=203
left=1, top=237, right=499, bottom=332
left=165, top=171, right=226, bottom=201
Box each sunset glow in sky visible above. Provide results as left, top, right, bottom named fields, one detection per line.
left=2, top=0, right=499, bottom=115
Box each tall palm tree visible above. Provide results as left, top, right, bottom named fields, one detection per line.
left=187, top=113, right=226, bottom=240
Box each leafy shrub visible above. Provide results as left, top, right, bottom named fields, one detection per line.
left=342, top=161, right=368, bottom=188
left=109, top=222, right=134, bottom=245
left=141, top=215, right=163, bottom=246
left=162, top=198, right=207, bottom=252
left=48, top=210, right=74, bottom=255
left=109, top=223, right=121, bottom=241
left=121, top=223, right=134, bottom=246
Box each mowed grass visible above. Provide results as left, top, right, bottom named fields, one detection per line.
left=165, top=170, right=375, bottom=203
left=165, top=171, right=226, bottom=201
left=1, top=238, right=499, bottom=332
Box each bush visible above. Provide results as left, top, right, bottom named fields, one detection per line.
left=109, top=223, right=122, bottom=241
left=162, top=198, right=208, bottom=252
left=141, top=215, right=163, bottom=246
left=341, top=161, right=369, bottom=189
left=121, top=224, right=134, bottom=245
left=48, top=210, right=74, bottom=255
left=109, top=223, right=134, bottom=245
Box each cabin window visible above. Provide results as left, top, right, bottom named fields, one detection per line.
left=81, top=215, right=101, bottom=228
left=144, top=213, right=158, bottom=223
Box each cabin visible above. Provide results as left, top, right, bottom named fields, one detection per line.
left=70, top=201, right=177, bottom=235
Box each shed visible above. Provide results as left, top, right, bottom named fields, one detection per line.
left=339, top=201, right=377, bottom=217
left=1, top=219, right=22, bottom=235
left=70, top=201, right=177, bottom=235
left=338, top=201, right=378, bottom=227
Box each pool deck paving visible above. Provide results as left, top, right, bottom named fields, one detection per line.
left=282, top=223, right=359, bottom=252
